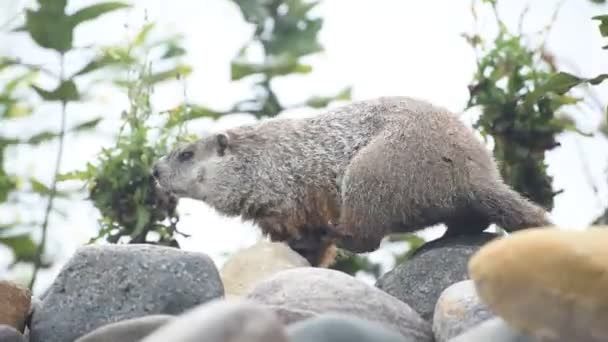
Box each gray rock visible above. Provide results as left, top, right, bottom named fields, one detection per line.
left=376, top=232, right=499, bottom=321
left=433, top=280, right=494, bottom=342
left=449, top=317, right=533, bottom=342
left=141, top=299, right=288, bottom=342
left=246, top=267, right=433, bottom=342
left=0, top=325, right=26, bottom=342
left=75, top=315, right=173, bottom=342
left=288, top=314, right=414, bottom=342
left=30, top=244, right=224, bottom=342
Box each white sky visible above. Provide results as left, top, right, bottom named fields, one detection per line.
left=1, top=0, right=607, bottom=294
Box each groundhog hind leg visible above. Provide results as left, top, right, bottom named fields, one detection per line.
left=333, top=138, right=400, bottom=254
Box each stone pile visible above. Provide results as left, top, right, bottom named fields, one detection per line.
left=1, top=226, right=605, bottom=341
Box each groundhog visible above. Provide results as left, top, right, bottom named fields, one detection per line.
left=152, top=96, right=550, bottom=266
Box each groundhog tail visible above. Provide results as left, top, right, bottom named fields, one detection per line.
left=473, top=181, right=552, bottom=232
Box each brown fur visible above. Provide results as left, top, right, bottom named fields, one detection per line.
left=153, top=96, right=551, bottom=266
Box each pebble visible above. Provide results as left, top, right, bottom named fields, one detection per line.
left=432, top=280, right=494, bottom=342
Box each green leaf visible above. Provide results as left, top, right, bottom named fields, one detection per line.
left=30, top=179, right=52, bottom=195
left=305, top=87, right=352, bottom=108
left=0, top=234, right=39, bottom=263
left=231, top=54, right=312, bottom=80
left=589, top=73, right=608, bottom=85
left=38, top=0, right=68, bottom=13
left=25, top=9, right=73, bottom=52
left=592, top=15, right=608, bottom=37
left=133, top=23, right=155, bottom=47
left=32, top=79, right=79, bottom=102
left=27, top=131, right=59, bottom=145
left=73, top=54, right=122, bottom=77
left=142, top=64, right=192, bottom=85
left=57, top=169, right=90, bottom=181
left=524, top=72, right=583, bottom=106
left=0, top=57, right=19, bottom=71
left=71, top=117, right=102, bottom=132
left=232, top=0, right=268, bottom=24
left=69, top=2, right=131, bottom=27
left=162, top=42, right=187, bottom=59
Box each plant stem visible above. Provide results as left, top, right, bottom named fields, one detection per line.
left=29, top=54, right=68, bottom=290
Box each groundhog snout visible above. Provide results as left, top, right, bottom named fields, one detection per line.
left=152, top=165, right=160, bottom=179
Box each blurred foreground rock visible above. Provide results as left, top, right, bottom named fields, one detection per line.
left=246, top=267, right=433, bottom=341
left=469, top=226, right=608, bottom=342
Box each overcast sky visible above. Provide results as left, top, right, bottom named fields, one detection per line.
left=1, top=0, right=608, bottom=294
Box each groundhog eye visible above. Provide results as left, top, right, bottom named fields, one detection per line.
left=178, top=151, right=194, bottom=162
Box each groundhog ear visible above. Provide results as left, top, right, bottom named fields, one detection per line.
left=216, top=133, right=229, bottom=156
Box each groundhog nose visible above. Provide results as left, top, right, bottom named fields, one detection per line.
left=152, top=165, right=160, bottom=179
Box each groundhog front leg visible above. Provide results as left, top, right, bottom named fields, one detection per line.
left=287, top=234, right=337, bottom=267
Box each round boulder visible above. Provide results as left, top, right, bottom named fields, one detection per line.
left=220, top=241, right=309, bottom=298
left=30, top=244, right=224, bottom=342
left=469, top=227, right=608, bottom=342
left=376, top=232, right=499, bottom=321
left=246, top=267, right=433, bottom=341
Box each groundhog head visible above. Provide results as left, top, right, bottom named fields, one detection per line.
left=152, top=132, right=248, bottom=215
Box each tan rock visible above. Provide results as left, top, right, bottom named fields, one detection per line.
left=468, top=226, right=608, bottom=342
left=220, top=241, right=310, bottom=298
left=0, top=281, right=31, bottom=332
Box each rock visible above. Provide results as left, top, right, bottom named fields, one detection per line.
left=75, top=315, right=173, bottom=342
left=0, top=325, right=27, bottom=342
left=376, top=232, right=499, bottom=321
left=468, top=227, right=608, bottom=342
left=0, top=281, right=31, bottom=332
left=220, top=241, right=310, bottom=298
left=141, top=299, right=288, bottom=342
left=433, top=280, right=494, bottom=342
left=287, top=314, right=414, bottom=342
left=246, top=267, right=433, bottom=341
left=30, top=244, right=224, bottom=342
left=449, top=317, right=533, bottom=342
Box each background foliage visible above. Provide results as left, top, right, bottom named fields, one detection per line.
left=1, top=0, right=607, bottom=289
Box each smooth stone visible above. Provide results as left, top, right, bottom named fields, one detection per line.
left=376, top=233, right=499, bottom=320
left=75, top=315, right=173, bottom=342
left=433, top=280, right=494, bottom=342
left=468, top=227, right=608, bottom=342
left=288, top=314, right=414, bottom=342
left=0, top=281, right=31, bottom=332
left=0, top=325, right=26, bottom=342
left=246, top=267, right=433, bottom=341
left=141, top=299, right=288, bottom=342
left=449, top=317, right=533, bottom=342
left=30, top=244, right=224, bottom=342
left=220, top=241, right=310, bottom=298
